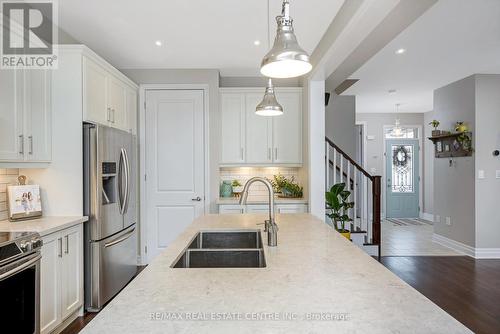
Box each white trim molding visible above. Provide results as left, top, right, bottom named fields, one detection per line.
left=433, top=233, right=500, bottom=259
left=420, top=212, right=434, bottom=222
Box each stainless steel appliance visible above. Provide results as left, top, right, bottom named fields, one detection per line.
left=0, top=232, right=42, bottom=334
left=83, top=123, right=137, bottom=312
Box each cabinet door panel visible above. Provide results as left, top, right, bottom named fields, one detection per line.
left=83, top=58, right=108, bottom=125
left=26, top=69, right=52, bottom=161
left=0, top=69, right=24, bottom=161
left=126, top=86, right=137, bottom=134
left=273, top=91, right=302, bottom=164
left=245, top=93, right=271, bottom=164
left=61, top=224, right=83, bottom=319
left=40, top=232, right=61, bottom=334
left=221, top=93, right=245, bottom=163
left=108, top=77, right=127, bottom=130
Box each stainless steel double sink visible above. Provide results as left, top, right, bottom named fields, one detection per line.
left=172, top=230, right=266, bottom=268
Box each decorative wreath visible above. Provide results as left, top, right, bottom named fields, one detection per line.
left=393, top=146, right=409, bottom=167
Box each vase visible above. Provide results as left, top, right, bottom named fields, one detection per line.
left=432, top=130, right=441, bottom=136
left=220, top=181, right=233, bottom=198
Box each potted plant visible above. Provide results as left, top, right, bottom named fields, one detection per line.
left=455, top=121, right=468, bottom=133
left=231, top=180, right=243, bottom=196
left=325, top=183, right=354, bottom=240
left=271, top=174, right=303, bottom=198
left=429, top=119, right=441, bottom=136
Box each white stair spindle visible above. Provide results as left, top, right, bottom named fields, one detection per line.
left=333, top=148, right=337, bottom=185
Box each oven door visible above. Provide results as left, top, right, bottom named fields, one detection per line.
left=0, top=252, right=41, bottom=334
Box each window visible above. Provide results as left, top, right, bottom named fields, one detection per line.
left=391, top=145, right=414, bottom=193
left=384, top=127, right=418, bottom=139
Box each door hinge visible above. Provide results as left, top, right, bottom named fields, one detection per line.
left=144, top=174, right=147, bottom=181
left=145, top=245, right=148, bottom=253
left=144, top=101, right=146, bottom=109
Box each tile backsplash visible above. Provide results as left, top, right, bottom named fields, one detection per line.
left=220, top=167, right=302, bottom=201
left=0, top=169, right=20, bottom=221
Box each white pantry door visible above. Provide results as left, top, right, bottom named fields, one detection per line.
left=145, top=89, right=205, bottom=262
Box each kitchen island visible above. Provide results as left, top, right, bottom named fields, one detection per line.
left=81, top=214, right=471, bottom=333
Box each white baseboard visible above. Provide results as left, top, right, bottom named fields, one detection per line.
left=432, top=233, right=500, bottom=259
left=420, top=212, right=434, bottom=221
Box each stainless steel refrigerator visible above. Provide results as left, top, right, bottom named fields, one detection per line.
left=83, top=123, right=137, bottom=312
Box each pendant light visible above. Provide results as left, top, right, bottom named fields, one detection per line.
left=391, top=104, right=404, bottom=137
left=260, top=0, right=312, bottom=78
left=255, top=1, right=283, bottom=116
left=256, top=78, right=283, bottom=116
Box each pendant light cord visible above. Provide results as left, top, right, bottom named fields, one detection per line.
left=267, top=0, right=271, bottom=50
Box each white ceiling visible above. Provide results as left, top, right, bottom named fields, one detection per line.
left=344, top=0, right=500, bottom=114
left=58, top=0, right=344, bottom=75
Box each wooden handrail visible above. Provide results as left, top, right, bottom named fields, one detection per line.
left=325, top=136, right=373, bottom=180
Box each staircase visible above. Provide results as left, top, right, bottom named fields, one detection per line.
left=325, top=137, right=381, bottom=259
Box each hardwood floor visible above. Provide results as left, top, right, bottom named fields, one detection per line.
left=382, top=256, right=500, bottom=334
left=60, top=265, right=147, bottom=334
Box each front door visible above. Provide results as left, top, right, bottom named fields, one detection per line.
left=145, top=89, right=205, bottom=262
left=385, top=139, right=419, bottom=218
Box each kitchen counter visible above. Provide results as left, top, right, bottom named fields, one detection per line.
left=0, top=216, right=88, bottom=236
left=81, top=214, right=470, bottom=334
left=217, top=197, right=308, bottom=205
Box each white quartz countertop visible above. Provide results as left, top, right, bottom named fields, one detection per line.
left=217, top=197, right=308, bottom=205
left=82, top=214, right=471, bottom=334
left=0, top=216, right=88, bottom=236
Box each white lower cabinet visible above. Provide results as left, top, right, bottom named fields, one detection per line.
left=40, top=224, right=83, bottom=334
left=219, top=204, right=308, bottom=214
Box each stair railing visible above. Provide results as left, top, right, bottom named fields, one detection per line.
left=325, top=137, right=381, bottom=252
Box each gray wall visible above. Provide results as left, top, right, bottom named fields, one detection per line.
left=433, top=75, right=475, bottom=247
left=356, top=113, right=425, bottom=216
left=475, top=74, right=500, bottom=248
left=121, top=69, right=221, bottom=213
left=423, top=111, right=435, bottom=215
left=326, top=94, right=356, bottom=157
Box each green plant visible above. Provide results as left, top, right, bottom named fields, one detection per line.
left=270, top=174, right=303, bottom=198
left=457, top=132, right=473, bottom=152
left=231, top=179, right=242, bottom=187
left=325, top=183, right=354, bottom=232
left=429, top=119, right=440, bottom=130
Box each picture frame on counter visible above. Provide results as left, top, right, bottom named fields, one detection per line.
left=7, top=185, right=43, bottom=221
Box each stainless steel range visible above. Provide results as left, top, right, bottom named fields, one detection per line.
left=0, top=231, right=42, bottom=334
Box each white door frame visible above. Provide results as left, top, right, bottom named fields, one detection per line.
left=138, top=84, right=210, bottom=264
left=382, top=124, right=423, bottom=219
left=355, top=121, right=368, bottom=169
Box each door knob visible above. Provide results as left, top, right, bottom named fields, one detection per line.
left=191, top=197, right=202, bottom=201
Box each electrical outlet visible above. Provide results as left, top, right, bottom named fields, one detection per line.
left=496, top=170, right=500, bottom=179
left=445, top=217, right=451, bottom=226
left=478, top=170, right=485, bottom=179
left=435, top=215, right=441, bottom=223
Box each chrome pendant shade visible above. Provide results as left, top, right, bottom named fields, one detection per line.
left=260, top=0, right=312, bottom=78
left=255, top=78, right=283, bottom=116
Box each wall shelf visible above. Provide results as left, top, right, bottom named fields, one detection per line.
left=428, top=132, right=472, bottom=158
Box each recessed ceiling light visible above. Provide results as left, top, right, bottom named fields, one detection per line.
left=254, top=40, right=261, bottom=46
left=155, top=40, right=163, bottom=47
left=395, top=48, right=406, bottom=54
left=388, top=89, right=397, bottom=94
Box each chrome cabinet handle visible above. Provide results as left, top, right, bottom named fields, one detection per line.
left=28, top=136, right=33, bottom=155
left=240, top=148, right=244, bottom=160
left=58, top=238, right=63, bottom=258
left=191, top=197, right=202, bottom=201
left=274, top=148, right=278, bottom=160
left=65, top=235, right=69, bottom=254
left=112, top=109, right=115, bottom=123
left=107, top=107, right=111, bottom=122
left=104, top=227, right=135, bottom=248
left=19, top=135, right=24, bottom=154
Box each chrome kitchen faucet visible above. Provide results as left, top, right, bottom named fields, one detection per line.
left=239, top=177, right=278, bottom=247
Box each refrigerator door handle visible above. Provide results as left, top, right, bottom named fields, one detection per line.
left=104, top=227, right=135, bottom=248
left=118, top=148, right=126, bottom=214
left=122, top=148, right=131, bottom=214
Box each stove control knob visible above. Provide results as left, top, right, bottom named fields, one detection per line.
left=31, top=238, right=43, bottom=249
left=19, top=241, right=32, bottom=252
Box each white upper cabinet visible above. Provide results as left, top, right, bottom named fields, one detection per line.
left=220, top=92, right=245, bottom=163
left=0, top=69, right=23, bottom=161
left=83, top=54, right=137, bottom=132
left=220, top=88, right=302, bottom=166
left=83, top=58, right=108, bottom=125
left=272, top=91, right=302, bottom=164
left=245, top=93, right=272, bottom=164
left=0, top=69, right=52, bottom=163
